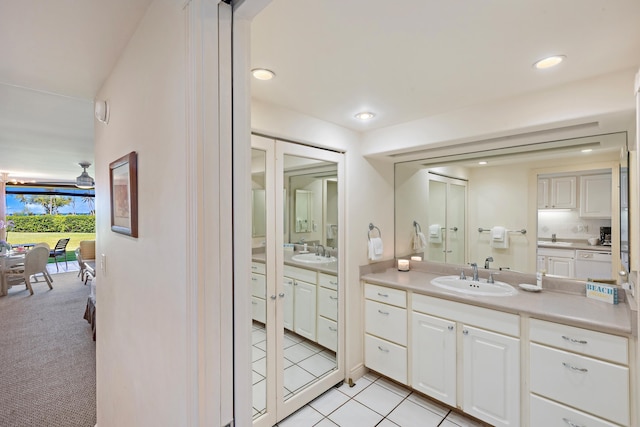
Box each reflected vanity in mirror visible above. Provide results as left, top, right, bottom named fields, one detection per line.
left=395, top=132, right=629, bottom=279
left=252, top=135, right=344, bottom=426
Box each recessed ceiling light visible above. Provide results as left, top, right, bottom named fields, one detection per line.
left=581, top=148, right=593, bottom=153
left=478, top=161, right=488, bottom=165
left=355, top=112, right=375, bottom=120
left=533, top=55, right=566, bottom=69
left=251, top=68, right=275, bottom=80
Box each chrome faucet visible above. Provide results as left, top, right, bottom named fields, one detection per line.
left=484, top=256, right=493, bottom=269
left=469, top=262, right=479, bottom=281
left=316, top=244, right=325, bottom=257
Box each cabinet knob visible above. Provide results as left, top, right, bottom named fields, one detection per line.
left=278, top=292, right=285, bottom=298
left=561, top=335, right=587, bottom=345
left=562, top=417, right=585, bottom=427
left=447, top=325, right=454, bottom=331
left=562, top=362, right=588, bottom=373
left=270, top=295, right=277, bottom=300
left=462, top=329, right=469, bottom=335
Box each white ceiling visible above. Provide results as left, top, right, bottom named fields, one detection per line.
left=0, top=0, right=152, bottom=184
left=251, top=0, right=640, bottom=132
left=1, top=0, right=639, bottom=183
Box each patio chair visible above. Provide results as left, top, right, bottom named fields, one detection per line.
left=2, top=246, right=53, bottom=295
left=33, top=242, right=54, bottom=283
left=78, top=240, right=96, bottom=285
left=49, top=238, right=70, bottom=271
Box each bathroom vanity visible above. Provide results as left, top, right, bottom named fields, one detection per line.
left=360, top=261, right=636, bottom=427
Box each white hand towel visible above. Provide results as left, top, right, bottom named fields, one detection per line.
left=412, top=231, right=427, bottom=251
left=368, top=237, right=384, bottom=261
left=428, top=224, right=442, bottom=243
left=490, top=226, right=509, bottom=249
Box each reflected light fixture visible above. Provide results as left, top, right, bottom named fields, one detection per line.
left=533, top=55, right=566, bottom=69
left=76, top=162, right=95, bottom=189
left=251, top=68, right=275, bottom=80
left=581, top=148, right=593, bottom=153
left=478, top=161, right=488, bottom=165
left=355, top=111, right=375, bottom=120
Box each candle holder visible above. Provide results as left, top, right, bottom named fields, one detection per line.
left=397, top=259, right=410, bottom=271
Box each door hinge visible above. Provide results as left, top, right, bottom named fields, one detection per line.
left=224, top=419, right=234, bottom=427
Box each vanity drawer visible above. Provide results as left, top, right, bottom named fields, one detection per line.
left=251, top=261, right=266, bottom=275
left=364, top=283, right=406, bottom=308
left=365, top=300, right=407, bottom=346
left=530, top=394, right=619, bottom=427
left=284, top=265, right=316, bottom=283
left=413, top=293, right=519, bottom=337
left=530, top=318, right=628, bottom=364
left=365, top=334, right=407, bottom=385
left=251, top=296, right=266, bottom=324
left=318, top=287, right=338, bottom=321
left=530, top=343, right=629, bottom=426
left=319, top=272, right=338, bottom=290
left=251, top=273, right=266, bottom=298
left=317, top=316, right=337, bottom=352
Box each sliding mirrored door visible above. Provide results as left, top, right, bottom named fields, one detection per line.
left=252, top=136, right=344, bottom=426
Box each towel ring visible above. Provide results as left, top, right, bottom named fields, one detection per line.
left=368, top=223, right=381, bottom=241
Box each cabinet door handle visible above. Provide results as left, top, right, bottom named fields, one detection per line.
left=329, top=296, right=338, bottom=300
left=562, top=335, right=587, bottom=344
left=252, top=301, right=257, bottom=305
left=377, top=292, right=389, bottom=298
left=251, top=265, right=257, bottom=270
left=329, top=326, right=337, bottom=332
left=377, top=309, right=389, bottom=315
left=330, top=281, right=338, bottom=285
left=562, top=418, right=585, bottom=427
left=377, top=346, right=389, bottom=353
left=562, top=362, right=588, bottom=373
left=252, top=277, right=257, bottom=281
left=447, top=325, right=454, bottom=331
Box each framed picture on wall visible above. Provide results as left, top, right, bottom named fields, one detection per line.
left=109, top=151, right=138, bottom=237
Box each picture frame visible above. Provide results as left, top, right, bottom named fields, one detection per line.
left=109, top=151, right=138, bottom=237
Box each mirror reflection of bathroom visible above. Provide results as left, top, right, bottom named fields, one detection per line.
left=395, top=132, right=628, bottom=277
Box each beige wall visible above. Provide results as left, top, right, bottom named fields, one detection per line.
left=94, top=1, right=191, bottom=425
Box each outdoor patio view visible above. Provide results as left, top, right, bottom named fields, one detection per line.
left=2, top=189, right=95, bottom=263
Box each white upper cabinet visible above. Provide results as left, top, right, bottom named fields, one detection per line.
left=538, top=176, right=576, bottom=209
left=579, top=174, right=612, bottom=218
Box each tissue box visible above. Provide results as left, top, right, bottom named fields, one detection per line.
left=586, top=282, right=618, bottom=304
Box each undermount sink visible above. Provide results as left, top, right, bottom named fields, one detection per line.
left=291, top=253, right=337, bottom=264
left=430, top=275, right=518, bottom=296
left=537, top=241, right=573, bottom=247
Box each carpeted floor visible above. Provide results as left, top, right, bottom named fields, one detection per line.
left=0, top=272, right=96, bottom=427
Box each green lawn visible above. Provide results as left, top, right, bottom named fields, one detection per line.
left=7, top=232, right=96, bottom=262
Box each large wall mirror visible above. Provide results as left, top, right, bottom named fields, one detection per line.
left=395, top=132, right=629, bottom=279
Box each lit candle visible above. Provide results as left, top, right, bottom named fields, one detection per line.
left=410, top=256, right=422, bottom=261
left=397, top=259, right=410, bottom=271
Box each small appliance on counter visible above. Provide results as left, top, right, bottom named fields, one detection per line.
left=600, top=226, right=612, bottom=246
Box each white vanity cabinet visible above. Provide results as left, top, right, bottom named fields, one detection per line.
left=412, top=294, right=520, bottom=427
left=284, top=265, right=317, bottom=341
left=579, top=173, right=612, bottom=218
left=317, top=273, right=338, bottom=352
left=251, top=261, right=267, bottom=323
left=538, top=176, right=576, bottom=209
left=364, top=283, right=408, bottom=384
left=529, top=318, right=630, bottom=426
left=538, top=247, right=575, bottom=277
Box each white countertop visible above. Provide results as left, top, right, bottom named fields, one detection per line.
left=251, top=251, right=338, bottom=275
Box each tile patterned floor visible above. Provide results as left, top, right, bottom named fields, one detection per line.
left=253, top=322, right=338, bottom=418
left=277, top=372, right=488, bottom=427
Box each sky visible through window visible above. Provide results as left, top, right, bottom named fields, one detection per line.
left=5, top=187, right=95, bottom=215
